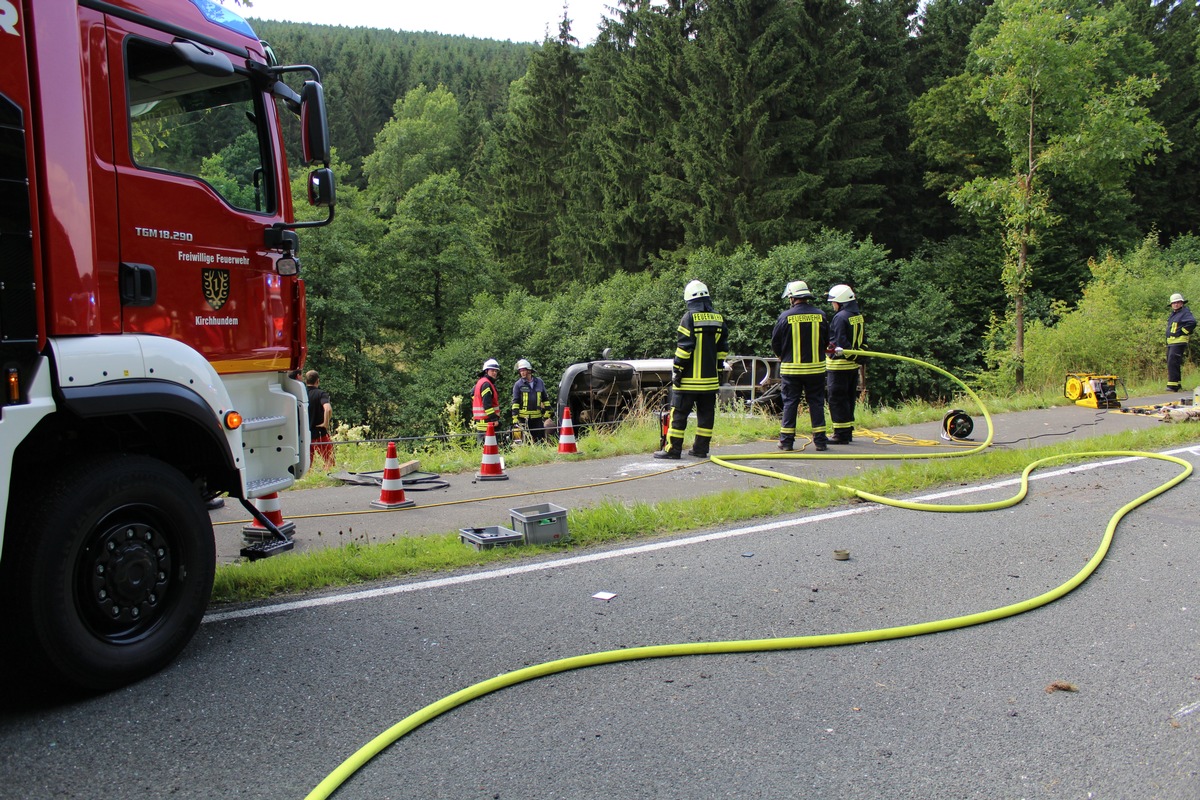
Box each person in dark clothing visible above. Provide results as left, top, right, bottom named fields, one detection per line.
left=511, top=358, right=553, bottom=443
left=306, top=370, right=335, bottom=469
left=771, top=280, right=829, bottom=451
left=1166, top=292, right=1196, bottom=392
left=472, top=358, right=503, bottom=444
left=654, top=279, right=729, bottom=459
left=825, top=284, right=865, bottom=444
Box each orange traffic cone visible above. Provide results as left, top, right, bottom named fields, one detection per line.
left=371, top=441, right=416, bottom=509
left=557, top=406, right=578, bottom=454
left=241, top=492, right=296, bottom=542
left=477, top=421, right=509, bottom=480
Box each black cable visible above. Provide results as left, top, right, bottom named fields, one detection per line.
left=989, top=408, right=1110, bottom=446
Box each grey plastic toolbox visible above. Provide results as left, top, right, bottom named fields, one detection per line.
left=459, top=526, right=523, bottom=550
left=508, top=503, right=569, bottom=544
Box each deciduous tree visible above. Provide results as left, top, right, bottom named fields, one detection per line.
left=917, top=0, right=1166, bottom=389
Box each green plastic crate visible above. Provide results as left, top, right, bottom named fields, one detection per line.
left=508, top=503, right=569, bottom=544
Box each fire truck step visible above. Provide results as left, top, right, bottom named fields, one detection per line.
left=241, top=414, right=288, bottom=431
left=246, top=476, right=294, bottom=497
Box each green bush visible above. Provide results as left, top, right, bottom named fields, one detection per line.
left=1023, top=233, right=1200, bottom=390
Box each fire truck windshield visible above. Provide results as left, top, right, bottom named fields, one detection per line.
left=126, top=39, right=272, bottom=213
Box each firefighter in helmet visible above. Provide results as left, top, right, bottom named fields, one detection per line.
left=826, top=283, right=865, bottom=443
left=472, top=358, right=502, bottom=444
left=654, top=279, right=728, bottom=459
left=511, top=358, right=553, bottom=443
left=1166, top=292, right=1196, bottom=392
left=771, top=280, right=829, bottom=451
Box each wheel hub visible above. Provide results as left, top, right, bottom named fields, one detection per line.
left=88, top=523, right=172, bottom=626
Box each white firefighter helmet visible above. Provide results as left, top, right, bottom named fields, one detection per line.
left=1170, top=293, right=1187, bottom=305
left=683, top=279, right=710, bottom=301
left=515, top=358, right=532, bottom=371
left=782, top=280, right=814, bottom=300
left=482, top=358, right=500, bottom=372
left=827, top=284, right=855, bottom=304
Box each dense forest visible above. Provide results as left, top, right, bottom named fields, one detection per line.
left=243, top=0, right=1200, bottom=438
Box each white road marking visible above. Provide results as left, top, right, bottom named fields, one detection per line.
left=1172, top=700, right=1200, bottom=720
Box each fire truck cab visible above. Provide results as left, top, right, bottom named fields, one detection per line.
left=0, top=0, right=333, bottom=690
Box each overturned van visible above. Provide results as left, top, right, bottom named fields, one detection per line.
left=555, top=355, right=781, bottom=430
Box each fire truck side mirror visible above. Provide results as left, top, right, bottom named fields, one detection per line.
left=300, top=81, right=330, bottom=166
left=308, top=168, right=335, bottom=209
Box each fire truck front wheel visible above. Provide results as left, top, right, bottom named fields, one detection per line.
left=17, top=454, right=215, bottom=692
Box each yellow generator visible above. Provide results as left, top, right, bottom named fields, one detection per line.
left=1064, top=373, right=1122, bottom=409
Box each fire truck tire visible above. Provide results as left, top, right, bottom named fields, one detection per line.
left=16, top=454, right=215, bottom=692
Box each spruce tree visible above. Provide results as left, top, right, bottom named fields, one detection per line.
left=484, top=15, right=585, bottom=291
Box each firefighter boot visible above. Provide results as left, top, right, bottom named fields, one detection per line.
left=654, top=436, right=683, bottom=460
left=687, top=435, right=711, bottom=459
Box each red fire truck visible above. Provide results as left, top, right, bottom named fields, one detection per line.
left=0, top=0, right=334, bottom=690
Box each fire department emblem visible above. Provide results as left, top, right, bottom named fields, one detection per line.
left=202, top=268, right=230, bottom=310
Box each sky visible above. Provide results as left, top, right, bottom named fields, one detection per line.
left=235, top=0, right=615, bottom=45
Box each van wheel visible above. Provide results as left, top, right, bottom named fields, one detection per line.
left=14, top=455, right=214, bottom=692
left=590, top=361, right=634, bottom=384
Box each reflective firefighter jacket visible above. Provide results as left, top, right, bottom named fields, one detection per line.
left=771, top=301, right=829, bottom=377
left=1167, top=305, right=1196, bottom=346
left=511, top=376, right=552, bottom=421
left=673, top=304, right=729, bottom=393
left=827, top=300, right=865, bottom=372
left=472, top=375, right=501, bottom=432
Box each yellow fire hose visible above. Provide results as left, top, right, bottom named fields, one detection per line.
left=305, top=350, right=1192, bottom=799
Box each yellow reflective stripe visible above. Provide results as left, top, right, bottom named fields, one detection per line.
left=780, top=363, right=825, bottom=375
left=849, top=315, right=865, bottom=347
left=210, top=355, right=290, bottom=374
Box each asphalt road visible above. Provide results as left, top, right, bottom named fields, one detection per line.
left=2, top=398, right=1199, bottom=799
left=2, top=398, right=1200, bottom=796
